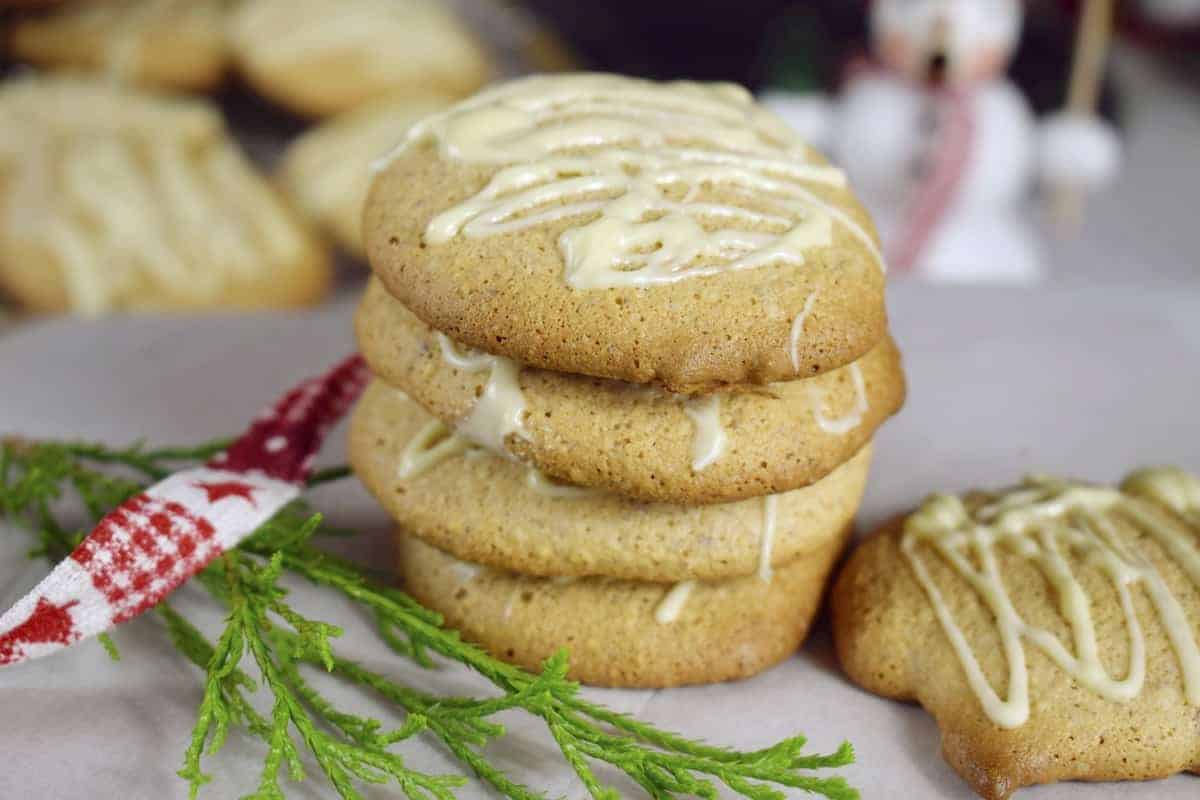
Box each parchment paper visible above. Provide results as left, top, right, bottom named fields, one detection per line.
left=1, top=283, right=1197, bottom=799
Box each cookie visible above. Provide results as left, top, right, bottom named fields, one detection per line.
left=9, top=0, right=230, bottom=92
left=353, top=381, right=873, bottom=581
left=228, top=0, right=492, bottom=117
left=363, top=73, right=887, bottom=392
left=397, top=527, right=850, bottom=688
left=279, top=94, right=453, bottom=257
left=350, top=381, right=873, bottom=582
left=831, top=469, right=1200, bottom=799
left=0, top=76, right=330, bottom=314
left=356, top=276, right=904, bottom=503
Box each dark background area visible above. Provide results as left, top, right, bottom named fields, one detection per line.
left=524, top=0, right=1136, bottom=119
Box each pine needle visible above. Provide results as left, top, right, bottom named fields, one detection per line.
left=0, top=437, right=859, bottom=800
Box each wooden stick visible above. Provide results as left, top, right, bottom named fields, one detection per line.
left=1051, top=0, right=1115, bottom=232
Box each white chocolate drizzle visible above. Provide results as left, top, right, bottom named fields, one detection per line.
left=435, top=332, right=530, bottom=456
left=1123, top=467, right=1200, bottom=522
left=397, top=411, right=598, bottom=500
left=902, top=469, right=1200, bottom=729
left=398, top=419, right=472, bottom=479
left=449, top=561, right=481, bottom=584
left=757, top=495, right=779, bottom=583
left=654, top=581, right=696, bottom=625
left=502, top=588, right=520, bottom=621
left=681, top=395, right=728, bottom=472
left=788, top=291, right=819, bottom=373
left=376, top=74, right=883, bottom=289
left=809, top=363, right=868, bottom=435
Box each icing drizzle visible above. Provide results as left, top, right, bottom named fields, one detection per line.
left=397, top=413, right=596, bottom=499
left=809, top=363, right=868, bottom=435
left=902, top=469, right=1200, bottom=729
left=758, top=495, right=779, bottom=583
left=449, top=560, right=481, bottom=584
left=436, top=333, right=530, bottom=456
left=398, top=418, right=472, bottom=479
left=789, top=291, right=819, bottom=373
left=681, top=395, right=728, bottom=472
left=433, top=327, right=735, bottom=473
left=655, top=581, right=696, bottom=625
left=377, top=74, right=883, bottom=289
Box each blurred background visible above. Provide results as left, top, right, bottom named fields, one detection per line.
left=0, top=0, right=1196, bottom=323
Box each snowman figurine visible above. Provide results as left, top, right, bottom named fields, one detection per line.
left=765, top=0, right=1122, bottom=283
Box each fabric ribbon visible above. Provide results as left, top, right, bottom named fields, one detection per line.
left=0, top=353, right=369, bottom=667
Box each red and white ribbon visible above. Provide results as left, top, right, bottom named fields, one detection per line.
left=0, top=353, right=369, bottom=667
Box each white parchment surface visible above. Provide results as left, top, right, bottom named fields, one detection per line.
left=1, top=284, right=1197, bottom=799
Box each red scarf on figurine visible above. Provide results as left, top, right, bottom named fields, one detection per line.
left=843, top=53, right=978, bottom=274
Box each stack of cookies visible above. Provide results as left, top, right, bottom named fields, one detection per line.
left=350, top=73, right=906, bottom=688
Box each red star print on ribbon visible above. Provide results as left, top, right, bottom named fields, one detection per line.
left=0, top=598, right=80, bottom=664
left=192, top=480, right=260, bottom=507
left=0, top=353, right=369, bottom=667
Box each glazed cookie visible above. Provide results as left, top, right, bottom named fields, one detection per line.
left=364, top=73, right=887, bottom=392
left=9, top=0, right=231, bottom=92
left=228, top=0, right=491, bottom=117
left=279, top=94, right=453, bottom=257
left=350, top=382, right=873, bottom=582
left=397, top=528, right=850, bottom=688
left=0, top=77, right=330, bottom=314
left=831, top=469, right=1200, bottom=799
left=356, top=277, right=904, bottom=503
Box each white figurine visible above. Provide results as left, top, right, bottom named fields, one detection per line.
left=764, top=0, right=1122, bottom=283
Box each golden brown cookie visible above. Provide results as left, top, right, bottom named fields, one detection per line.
left=0, top=76, right=330, bottom=314
left=831, top=470, right=1200, bottom=799
left=228, top=0, right=491, bottom=117
left=356, top=277, right=904, bottom=503
left=350, top=382, right=873, bottom=582
left=364, top=73, right=888, bottom=393
left=398, top=527, right=849, bottom=688
left=278, top=94, right=453, bottom=257
left=9, top=0, right=230, bottom=92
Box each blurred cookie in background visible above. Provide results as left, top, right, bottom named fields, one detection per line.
left=0, top=76, right=331, bottom=314
left=228, top=0, right=492, bottom=117
left=278, top=93, right=452, bottom=258
left=7, top=0, right=231, bottom=91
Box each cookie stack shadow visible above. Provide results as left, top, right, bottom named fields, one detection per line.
left=348, top=74, right=907, bottom=688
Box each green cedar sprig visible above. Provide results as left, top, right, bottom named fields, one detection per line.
left=0, top=437, right=858, bottom=800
